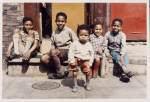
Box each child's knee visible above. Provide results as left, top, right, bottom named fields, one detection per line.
left=50, top=49, right=58, bottom=57
left=95, top=58, right=101, bottom=63
left=85, top=70, right=92, bottom=77
left=41, top=54, right=50, bottom=64
left=83, top=67, right=92, bottom=76
left=13, top=32, right=20, bottom=38
left=73, top=71, right=78, bottom=77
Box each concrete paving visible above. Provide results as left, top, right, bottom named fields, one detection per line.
left=2, top=41, right=147, bottom=99
left=2, top=65, right=146, bottom=99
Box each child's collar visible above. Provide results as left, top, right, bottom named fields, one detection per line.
left=93, top=33, right=103, bottom=38
left=56, top=26, right=66, bottom=32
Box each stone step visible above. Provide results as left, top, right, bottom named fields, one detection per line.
left=6, top=64, right=47, bottom=77
left=5, top=63, right=146, bottom=77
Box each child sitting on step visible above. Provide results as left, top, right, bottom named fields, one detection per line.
left=104, top=18, right=134, bottom=82
left=6, top=16, right=40, bottom=61
left=89, top=23, right=109, bottom=78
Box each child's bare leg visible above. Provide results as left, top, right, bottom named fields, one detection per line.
left=50, top=49, right=62, bottom=74
left=69, top=62, right=78, bottom=92
left=13, top=32, right=20, bottom=55
left=72, top=71, right=78, bottom=92
left=41, top=53, right=50, bottom=64
left=81, top=61, right=92, bottom=91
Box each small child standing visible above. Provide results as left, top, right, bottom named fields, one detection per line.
left=68, top=24, right=94, bottom=92
left=89, top=23, right=108, bottom=78
left=105, top=18, right=134, bottom=82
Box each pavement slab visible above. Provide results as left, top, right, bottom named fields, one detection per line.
left=2, top=71, right=146, bottom=99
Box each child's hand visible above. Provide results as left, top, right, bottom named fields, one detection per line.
left=23, top=51, right=31, bottom=60
left=55, top=49, right=60, bottom=55
left=6, top=50, right=11, bottom=57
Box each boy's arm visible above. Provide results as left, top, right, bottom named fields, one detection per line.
left=69, top=29, right=78, bottom=42
left=6, top=41, right=14, bottom=57
left=28, top=39, right=39, bottom=54
left=50, top=33, right=56, bottom=50
left=120, top=33, right=126, bottom=55
left=68, top=42, right=75, bottom=64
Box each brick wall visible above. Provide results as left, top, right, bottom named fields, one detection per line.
left=3, top=3, right=24, bottom=57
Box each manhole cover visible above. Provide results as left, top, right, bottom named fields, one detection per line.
left=32, top=81, right=60, bottom=90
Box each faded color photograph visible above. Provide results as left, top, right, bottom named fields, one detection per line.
left=2, top=3, right=147, bottom=98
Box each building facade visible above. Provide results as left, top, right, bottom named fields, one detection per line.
left=3, top=3, right=147, bottom=56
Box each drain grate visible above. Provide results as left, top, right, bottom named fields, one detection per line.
left=32, top=81, right=60, bottom=90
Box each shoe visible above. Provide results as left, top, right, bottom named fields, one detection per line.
left=126, top=71, right=134, bottom=78
left=64, top=71, right=69, bottom=78
left=72, top=86, right=78, bottom=93
left=120, top=73, right=130, bottom=83
left=48, top=73, right=55, bottom=79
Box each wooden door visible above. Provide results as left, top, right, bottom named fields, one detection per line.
left=86, top=3, right=107, bottom=33
left=110, top=3, right=146, bottom=41
left=24, top=3, right=40, bottom=32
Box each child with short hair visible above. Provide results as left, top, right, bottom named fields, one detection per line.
left=89, top=23, right=109, bottom=78
left=105, top=18, right=134, bottom=82
left=41, top=12, right=77, bottom=78
left=6, top=16, right=40, bottom=61
left=68, top=24, right=94, bottom=92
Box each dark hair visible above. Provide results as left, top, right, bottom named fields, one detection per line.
left=22, top=16, right=33, bottom=24
left=56, top=12, right=67, bottom=20
left=111, top=18, right=123, bottom=26
left=77, top=24, right=90, bottom=36
left=93, top=22, right=103, bottom=28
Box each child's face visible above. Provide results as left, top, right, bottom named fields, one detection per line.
left=23, top=21, right=33, bottom=32
left=56, top=16, right=66, bottom=31
left=112, top=21, right=122, bottom=34
left=94, top=24, right=103, bottom=36
left=78, top=29, right=89, bottom=44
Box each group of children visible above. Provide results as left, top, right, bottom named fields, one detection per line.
left=6, top=12, right=134, bottom=93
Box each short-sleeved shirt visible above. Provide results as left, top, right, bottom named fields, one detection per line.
left=50, top=26, right=78, bottom=49
left=19, top=29, right=39, bottom=45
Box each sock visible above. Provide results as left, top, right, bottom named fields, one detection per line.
left=122, top=65, right=129, bottom=74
